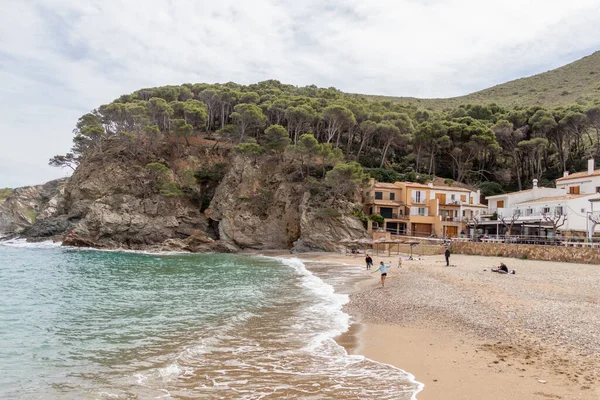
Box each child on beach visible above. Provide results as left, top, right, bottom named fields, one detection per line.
left=372, top=261, right=390, bottom=288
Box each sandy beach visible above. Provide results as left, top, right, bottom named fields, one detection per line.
left=292, top=251, right=599, bottom=399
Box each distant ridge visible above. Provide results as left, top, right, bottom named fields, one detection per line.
left=360, top=51, right=600, bottom=110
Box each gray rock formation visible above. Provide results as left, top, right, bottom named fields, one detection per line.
left=3, top=151, right=368, bottom=252
left=208, top=156, right=368, bottom=252
left=60, top=155, right=225, bottom=251
left=0, top=179, right=67, bottom=238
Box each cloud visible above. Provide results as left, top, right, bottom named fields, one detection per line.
left=0, top=0, right=599, bottom=187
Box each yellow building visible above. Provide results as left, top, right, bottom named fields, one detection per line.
left=364, top=179, right=486, bottom=238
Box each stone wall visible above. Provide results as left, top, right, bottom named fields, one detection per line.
left=451, top=241, right=600, bottom=264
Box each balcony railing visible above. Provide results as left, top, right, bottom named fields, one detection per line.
left=441, top=216, right=465, bottom=222
left=411, top=197, right=426, bottom=204
left=382, top=213, right=409, bottom=220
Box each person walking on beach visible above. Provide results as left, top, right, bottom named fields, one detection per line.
left=444, top=247, right=450, bottom=266
left=372, top=261, right=389, bottom=288
left=365, top=254, right=373, bottom=270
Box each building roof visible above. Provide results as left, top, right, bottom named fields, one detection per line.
left=395, top=181, right=430, bottom=188
left=486, top=189, right=533, bottom=199
left=372, top=182, right=402, bottom=189
left=430, top=185, right=473, bottom=193
left=485, top=186, right=563, bottom=199
left=369, top=200, right=404, bottom=207
left=555, top=170, right=600, bottom=182
left=515, top=193, right=595, bottom=205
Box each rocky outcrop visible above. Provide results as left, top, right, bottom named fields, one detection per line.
left=0, top=179, right=67, bottom=238
left=208, top=156, right=368, bottom=252
left=293, top=194, right=369, bottom=252
left=58, top=152, right=226, bottom=252
left=4, top=149, right=368, bottom=252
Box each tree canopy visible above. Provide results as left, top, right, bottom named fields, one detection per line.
left=51, top=79, right=600, bottom=192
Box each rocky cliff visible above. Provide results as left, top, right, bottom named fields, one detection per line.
left=208, top=156, right=368, bottom=252
left=0, top=179, right=67, bottom=238
left=3, top=145, right=368, bottom=252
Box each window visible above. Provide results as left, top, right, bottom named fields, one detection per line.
left=375, top=192, right=383, bottom=200
left=451, top=194, right=456, bottom=200
left=569, top=186, right=580, bottom=194
left=460, top=195, right=467, bottom=202
left=414, top=191, right=422, bottom=203
left=555, top=206, right=563, bottom=215
left=389, top=192, right=395, bottom=200
left=596, top=187, right=600, bottom=193
left=542, top=207, right=550, bottom=214
left=418, top=207, right=426, bottom=216
left=525, top=209, right=533, bottom=216
left=497, top=200, right=504, bottom=208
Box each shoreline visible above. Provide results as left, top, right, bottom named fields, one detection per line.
left=291, top=251, right=599, bottom=400
left=6, top=244, right=599, bottom=398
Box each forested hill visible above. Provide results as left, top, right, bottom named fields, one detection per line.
left=51, top=56, right=600, bottom=197
left=366, top=51, right=600, bottom=110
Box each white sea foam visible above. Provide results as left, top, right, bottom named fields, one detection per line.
left=273, top=256, right=424, bottom=399
left=0, top=238, right=62, bottom=248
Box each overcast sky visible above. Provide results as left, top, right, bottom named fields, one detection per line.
left=1, top=0, right=600, bottom=188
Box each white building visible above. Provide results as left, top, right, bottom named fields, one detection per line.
left=481, top=159, right=600, bottom=238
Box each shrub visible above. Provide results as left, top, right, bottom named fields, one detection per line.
left=352, top=208, right=368, bottom=223
left=160, top=182, right=183, bottom=197
left=316, top=208, right=342, bottom=218
left=195, top=163, right=229, bottom=185
left=369, top=213, right=385, bottom=224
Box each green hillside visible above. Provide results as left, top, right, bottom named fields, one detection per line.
left=363, top=51, right=600, bottom=110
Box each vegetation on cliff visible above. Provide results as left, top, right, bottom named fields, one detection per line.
left=51, top=53, right=600, bottom=197
left=0, top=188, right=13, bottom=205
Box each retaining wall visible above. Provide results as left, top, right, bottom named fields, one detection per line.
left=451, top=241, right=600, bottom=264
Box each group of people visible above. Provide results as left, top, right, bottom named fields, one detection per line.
left=364, top=249, right=515, bottom=289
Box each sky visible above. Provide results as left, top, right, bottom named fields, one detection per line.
left=1, top=0, right=600, bottom=188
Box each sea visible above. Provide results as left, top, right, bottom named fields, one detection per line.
left=0, top=239, right=422, bottom=399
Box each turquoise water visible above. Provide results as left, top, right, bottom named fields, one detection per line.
left=0, top=240, right=421, bottom=399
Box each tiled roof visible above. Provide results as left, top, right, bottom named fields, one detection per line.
left=515, top=194, right=595, bottom=205
left=555, top=170, right=600, bottom=182
left=369, top=200, right=405, bottom=206
left=431, top=186, right=473, bottom=193
left=373, top=182, right=402, bottom=189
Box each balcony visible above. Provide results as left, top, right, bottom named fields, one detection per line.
left=441, top=216, right=465, bottom=223
left=410, top=209, right=429, bottom=217
left=411, top=197, right=426, bottom=204
left=382, top=213, right=409, bottom=220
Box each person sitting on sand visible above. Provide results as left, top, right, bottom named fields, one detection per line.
left=491, top=263, right=513, bottom=274
left=372, top=261, right=390, bottom=288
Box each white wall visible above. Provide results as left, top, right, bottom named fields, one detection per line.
left=556, top=176, right=600, bottom=195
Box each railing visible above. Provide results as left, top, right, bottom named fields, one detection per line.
left=411, top=197, right=426, bottom=204
left=464, top=233, right=600, bottom=246
left=385, top=213, right=408, bottom=220
left=441, top=216, right=465, bottom=222
left=410, top=209, right=429, bottom=216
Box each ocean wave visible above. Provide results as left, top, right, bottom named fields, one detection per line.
left=272, top=256, right=424, bottom=399
left=0, top=238, right=63, bottom=248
